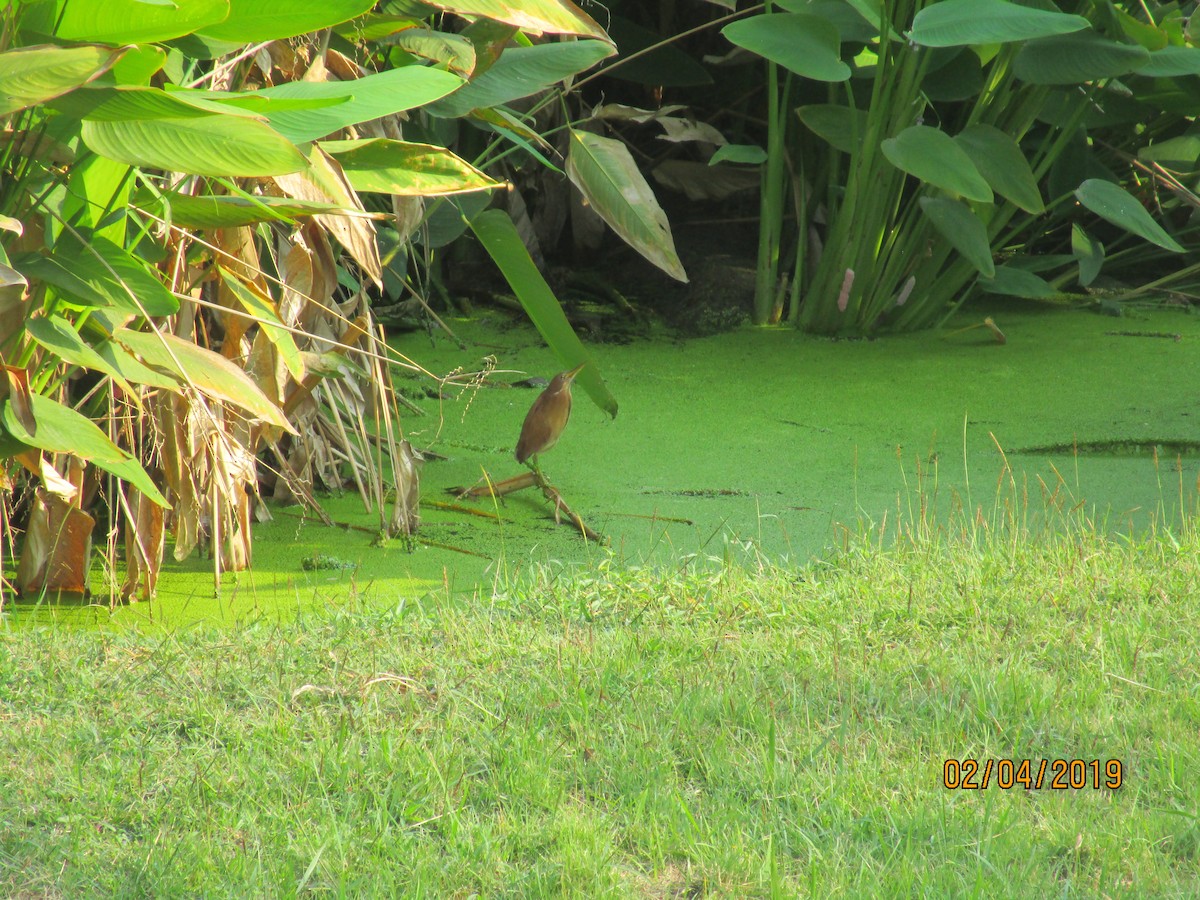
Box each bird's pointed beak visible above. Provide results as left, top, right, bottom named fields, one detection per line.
left=564, top=362, right=586, bottom=382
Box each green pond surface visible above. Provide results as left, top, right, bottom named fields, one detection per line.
left=6, top=300, right=1199, bottom=628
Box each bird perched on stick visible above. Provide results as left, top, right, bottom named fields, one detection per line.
left=515, top=362, right=585, bottom=470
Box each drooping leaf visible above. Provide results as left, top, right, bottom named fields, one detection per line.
left=1071, top=224, right=1104, bottom=287
left=217, top=268, right=306, bottom=382
left=15, top=235, right=179, bottom=317
left=137, top=191, right=356, bottom=228
left=953, top=124, right=1044, bottom=213
left=25, top=315, right=137, bottom=397
left=253, top=67, right=465, bottom=142
left=1137, top=134, right=1200, bottom=171
left=918, top=197, right=995, bottom=277
left=709, top=144, right=768, bottom=166
left=776, top=0, right=879, bottom=42
left=797, top=104, right=868, bottom=155
left=1, top=393, right=169, bottom=507
left=56, top=0, right=228, bottom=43
left=979, top=265, right=1057, bottom=298
left=469, top=209, right=617, bottom=418
left=423, top=0, right=610, bottom=41
left=908, top=0, right=1089, bottom=47
left=426, top=41, right=615, bottom=117
left=73, top=87, right=308, bottom=177
left=882, top=126, right=992, bottom=202
left=1135, top=46, right=1200, bottom=77
left=723, top=13, right=851, bottom=82
left=320, top=138, right=500, bottom=196
left=1075, top=179, right=1184, bottom=252
left=115, top=328, right=297, bottom=433
left=384, top=28, right=477, bottom=75
left=273, top=144, right=383, bottom=288
left=566, top=129, right=687, bottom=282
left=1014, top=32, right=1150, bottom=85
left=0, top=44, right=128, bottom=117
left=198, top=0, right=376, bottom=42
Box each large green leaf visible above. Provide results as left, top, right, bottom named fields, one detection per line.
left=796, top=104, right=868, bottom=154
left=918, top=197, right=995, bottom=277
left=722, top=13, right=850, bottom=82
left=1014, top=32, right=1150, bottom=85
left=137, top=191, right=355, bottom=228
left=25, top=315, right=136, bottom=396
left=882, top=126, right=992, bottom=202
left=424, top=1, right=610, bottom=41
left=1135, top=46, right=1200, bottom=77
left=953, top=124, right=1043, bottom=214
left=776, top=0, right=879, bottom=43
left=217, top=268, right=305, bottom=382
left=1137, top=134, right=1200, bottom=171
left=979, top=265, right=1056, bottom=298
left=469, top=209, right=617, bottom=418
left=1074, top=179, right=1184, bottom=253
left=0, top=44, right=127, bottom=117
left=1, top=393, right=169, bottom=507
left=251, top=68, right=464, bottom=143
left=114, top=329, right=297, bottom=433
left=320, top=138, right=500, bottom=196
left=56, top=0, right=228, bottom=43
left=16, top=235, right=179, bottom=317
left=73, top=87, right=307, bottom=177
left=427, top=41, right=614, bottom=117
left=908, top=0, right=1089, bottom=47
left=198, top=0, right=376, bottom=42
left=566, top=129, right=687, bottom=283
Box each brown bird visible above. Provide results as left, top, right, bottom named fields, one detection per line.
left=515, top=362, right=586, bottom=468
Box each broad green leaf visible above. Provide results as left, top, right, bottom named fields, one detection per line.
left=217, top=268, right=305, bottom=382
left=74, top=87, right=307, bottom=177
left=424, top=0, right=610, bottom=41
left=909, top=0, right=1089, bottom=47
left=776, top=0, right=879, bottom=42
left=334, top=14, right=421, bottom=43
left=922, top=47, right=984, bottom=102
left=385, top=28, right=477, bottom=75
left=25, top=315, right=136, bottom=397
left=199, top=0, right=376, bottom=42
left=56, top=0, right=228, bottom=43
left=16, top=235, right=179, bottom=317
left=723, top=13, right=850, bottom=82
left=709, top=144, right=768, bottom=166
left=918, top=197, right=995, bottom=277
left=427, top=41, right=614, bottom=117
left=953, top=124, right=1043, bottom=213
left=1, top=393, right=169, bottom=507
left=253, top=68, right=465, bottom=142
left=320, top=138, right=500, bottom=196
left=882, top=126, right=992, bottom=202
left=1071, top=224, right=1104, bottom=287
left=0, top=44, right=127, bottom=117
left=137, top=191, right=356, bottom=228
left=115, top=329, right=297, bottom=433
left=566, top=129, right=687, bottom=282
left=106, top=44, right=168, bottom=86
left=979, top=265, right=1056, bottom=298
left=1137, top=134, right=1200, bottom=171
left=1075, top=179, right=1184, bottom=252
left=469, top=209, right=617, bottom=418
left=1136, top=46, right=1200, bottom=77
left=1014, top=32, right=1150, bottom=85
left=797, top=104, right=868, bottom=154
left=95, top=339, right=182, bottom=392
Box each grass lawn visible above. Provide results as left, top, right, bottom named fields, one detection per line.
left=4, top=503, right=1200, bottom=897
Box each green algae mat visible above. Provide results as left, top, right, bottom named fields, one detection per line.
left=7, top=301, right=1199, bottom=627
